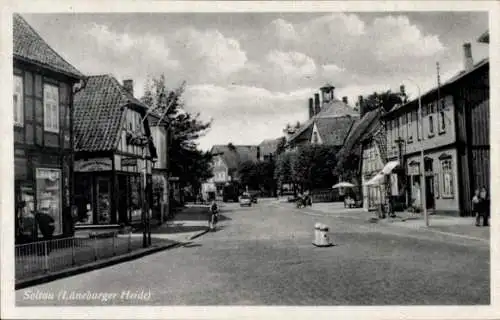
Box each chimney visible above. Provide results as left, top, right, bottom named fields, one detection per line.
left=342, top=96, right=348, bottom=105
left=308, top=97, right=314, bottom=119
left=314, top=93, right=321, bottom=115
left=358, top=95, right=365, bottom=117
left=463, top=43, right=474, bottom=71
left=256, top=146, right=261, bottom=160
left=123, top=79, right=134, bottom=96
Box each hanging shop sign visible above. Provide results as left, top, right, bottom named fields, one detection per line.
left=74, top=158, right=112, bottom=172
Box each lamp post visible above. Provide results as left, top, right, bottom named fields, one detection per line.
left=404, top=79, right=428, bottom=227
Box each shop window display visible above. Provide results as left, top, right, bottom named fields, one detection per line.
left=17, top=184, right=37, bottom=241
left=74, top=176, right=93, bottom=224
left=97, top=178, right=111, bottom=224
left=129, top=176, right=142, bottom=222
left=36, top=168, right=62, bottom=236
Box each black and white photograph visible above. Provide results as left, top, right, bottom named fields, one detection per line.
left=1, top=1, right=497, bottom=319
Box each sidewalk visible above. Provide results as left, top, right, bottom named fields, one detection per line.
left=143, top=205, right=217, bottom=242
left=284, top=202, right=490, bottom=242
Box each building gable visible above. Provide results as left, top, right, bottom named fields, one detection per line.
left=310, top=122, right=323, bottom=144
left=13, top=14, right=84, bottom=80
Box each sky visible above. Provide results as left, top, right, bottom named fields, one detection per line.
left=22, top=11, right=489, bottom=150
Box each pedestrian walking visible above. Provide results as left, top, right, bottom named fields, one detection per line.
left=35, top=208, right=55, bottom=255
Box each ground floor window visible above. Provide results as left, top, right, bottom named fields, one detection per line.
left=441, top=159, right=454, bottom=198
left=36, top=168, right=63, bottom=236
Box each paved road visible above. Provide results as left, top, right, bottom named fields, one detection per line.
left=16, top=200, right=490, bottom=306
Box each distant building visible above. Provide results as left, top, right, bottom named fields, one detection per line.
left=148, top=111, right=170, bottom=222
left=208, top=144, right=259, bottom=193
left=13, top=14, right=85, bottom=242
left=382, top=41, right=489, bottom=216
left=258, top=137, right=284, bottom=161
left=286, top=84, right=358, bottom=151
left=336, top=108, right=386, bottom=210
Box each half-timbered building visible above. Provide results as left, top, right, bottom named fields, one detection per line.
left=73, top=76, right=157, bottom=231
left=13, top=14, right=85, bottom=242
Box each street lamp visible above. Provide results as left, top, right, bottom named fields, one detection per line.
left=403, top=79, right=428, bottom=227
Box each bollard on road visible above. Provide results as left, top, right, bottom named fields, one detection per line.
left=313, top=223, right=334, bottom=247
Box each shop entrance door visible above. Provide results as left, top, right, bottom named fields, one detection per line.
left=96, top=177, right=112, bottom=224
left=424, top=158, right=435, bottom=210
left=117, top=175, right=129, bottom=224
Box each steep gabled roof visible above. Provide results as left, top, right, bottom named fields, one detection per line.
left=478, top=30, right=489, bottom=44
left=210, top=145, right=259, bottom=171
left=258, top=137, right=282, bottom=155
left=316, top=99, right=359, bottom=118
left=74, top=75, right=150, bottom=152
left=335, top=109, right=383, bottom=170
left=287, top=97, right=358, bottom=146
left=315, top=116, right=357, bottom=146
left=13, top=14, right=84, bottom=79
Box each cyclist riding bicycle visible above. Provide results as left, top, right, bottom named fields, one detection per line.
left=208, top=200, right=219, bottom=231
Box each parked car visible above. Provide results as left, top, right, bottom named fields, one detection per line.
left=239, top=193, right=252, bottom=207
left=248, top=190, right=259, bottom=203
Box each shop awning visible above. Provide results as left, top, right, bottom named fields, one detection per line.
left=364, top=173, right=385, bottom=186
left=382, top=160, right=400, bottom=175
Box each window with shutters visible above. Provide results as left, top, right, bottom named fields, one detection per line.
left=14, top=75, right=24, bottom=126
left=43, top=84, right=59, bottom=133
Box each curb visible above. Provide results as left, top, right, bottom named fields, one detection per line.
left=15, top=242, right=181, bottom=290
left=189, top=229, right=210, bottom=240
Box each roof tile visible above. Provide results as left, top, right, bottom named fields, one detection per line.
left=74, top=75, right=149, bottom=152
left=13, top=14, right=84, bottom=79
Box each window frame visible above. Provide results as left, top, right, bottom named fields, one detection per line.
left=406, top=112, right=413, bottom=143
left=14, top=75, right=24, bottom=127
left=43, top=83, right=60, bottom=133
left=440, top=158, right=454, bottom=198
left=438, top=99, right=446, bottom=134
left=416, top=109, right=421, bottom=141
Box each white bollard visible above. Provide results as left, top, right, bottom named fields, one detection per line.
left=313, top=223, right=321, bottom=245
left=313, top=223, right=333, bottom=247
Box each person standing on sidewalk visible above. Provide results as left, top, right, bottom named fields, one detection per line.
left=479, top=187, right=490, bottom=227
left=473, top=189, right=481, bottom=226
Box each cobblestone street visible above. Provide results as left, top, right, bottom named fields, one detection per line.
left=16, top=200, right=490, bottom=306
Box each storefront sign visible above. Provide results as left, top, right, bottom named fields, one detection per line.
left=75, top=158, right=112, bottom=172
left=122, top=157, right=138, bottom=167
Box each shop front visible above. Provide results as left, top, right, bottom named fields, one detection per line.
left=74, top=155, right=153, bottom=228
left=15, top=156, right=70, bottom=242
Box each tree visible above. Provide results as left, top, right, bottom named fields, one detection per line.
left=291, top=145, right=338, bottom=191
left=141, top=75, right=213, bottom=192
left=275, top=137, right=287, bottom=155
left=274, top=151, right=295, bottom=187
left=359, top=90, right=405, bottom=114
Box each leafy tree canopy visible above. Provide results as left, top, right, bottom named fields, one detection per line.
left=141, top=75, right=213, bottom=190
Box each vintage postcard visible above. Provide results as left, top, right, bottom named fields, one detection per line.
left=1, top=1, right=498, bottom=319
